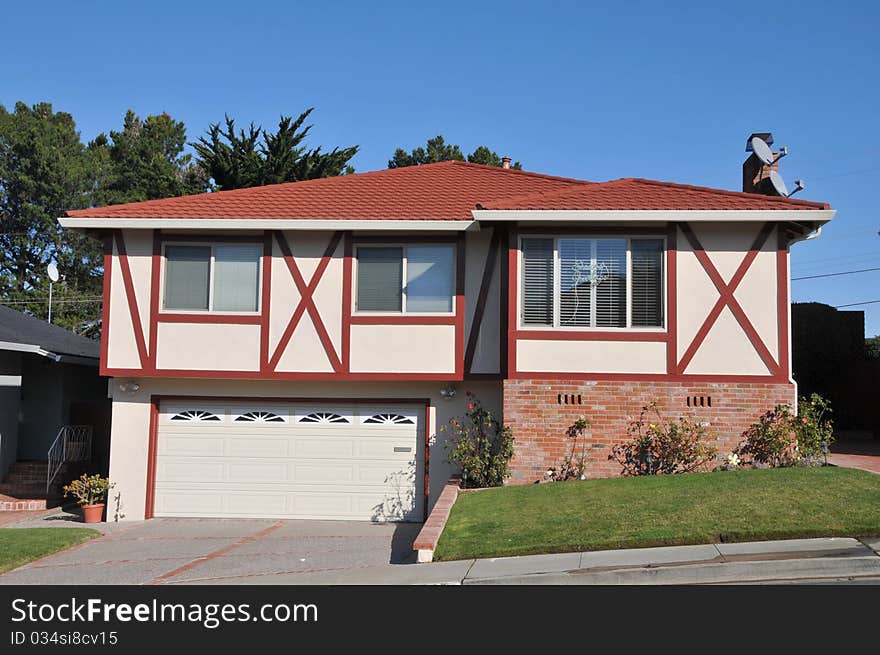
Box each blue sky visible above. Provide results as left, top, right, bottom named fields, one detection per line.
left=4, top=1, right=879, bottom=335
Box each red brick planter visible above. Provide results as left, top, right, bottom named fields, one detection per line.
left=413, top=478, right=461, bottom=563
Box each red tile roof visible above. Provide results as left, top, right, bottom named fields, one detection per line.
left=477, top=178, right=830, bottom=211
left=65, top=161, right=829, bottom=220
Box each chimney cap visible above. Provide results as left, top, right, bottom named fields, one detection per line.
left=745, top=132, right=774, bottom=152
left=501, top=156, right=511, bottom=169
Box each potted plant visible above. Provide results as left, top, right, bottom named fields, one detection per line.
left=62, top=474, right=114, bottom=523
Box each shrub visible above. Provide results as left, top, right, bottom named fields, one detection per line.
left=734, top=404, right=798, bottom=467
left=442, top=392, right=514, bottom=488
left=794, top=393, right=834, bottom=460
left=610, top=402, right=718, bottom=476
left=63, top=474, right=113, bottom=506
left=546, top=417, right=592, bottom=482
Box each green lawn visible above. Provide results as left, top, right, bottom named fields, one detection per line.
left=434, top=467, right=880, bottom=561
left=0, top=528, right=100, bottom=573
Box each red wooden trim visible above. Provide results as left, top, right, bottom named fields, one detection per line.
left=157, top=233, right=264, bottom=244
left=666, top=223, right=678, bottom=375
left=464, top=372, right=502, bottom=381
left=270, top=231, right=343, bottom=372
left=154, top=394, right=433, bottom=404
left=260, top=231, right=272, bottom=374
left=777, top=227, right=790, bottom=379
left=424, top=404, right=431, bottom=522
left=103, top=367, right=462, bottom=381
left=148, top=230, right=161, bottom=372
left=353, top=235, right=459, bottom=244
left=99, top=236, right=113, bottom=375
left=342, top=232, right=353, bottom=373
left=455, top=233, right=466, bottom=379
left=516, top=226, right=668, bottom=236
left=515, top=329, right=667, bottom=342
left=144, top=397, right=159, bottom=520
left=499, top=225, right=510, bottom=378
left=464, top=228, right=501, bottom=374
left=114, top=230, right=150, bottom=369
left=507, top=229, right=518, bottom=376
left=677, top=222, right=778, bottom=375
left=350, top=314, right=456, bottom=325
left=157, top=313, right=262, bottom=324
left=508, top=371, right=791, bottom=383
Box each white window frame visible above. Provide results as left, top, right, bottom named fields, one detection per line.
left=518, top=234, right=666, bottom=331
left=160, top=241, right=263, bottom=315
left=353, top=243, right=457, bottom=316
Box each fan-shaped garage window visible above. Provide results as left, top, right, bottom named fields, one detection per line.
left=363, top=413, right=415, bottom=425
left=170, top=410, right=222, bottom=422
left=298, top=412, right=350, bottom=424
left=234, top=411, right=286, bottom=423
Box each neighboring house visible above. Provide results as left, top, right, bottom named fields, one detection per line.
left=58, top=142, right=834, bottom=522
left=0, top=305, right=110, bottom=509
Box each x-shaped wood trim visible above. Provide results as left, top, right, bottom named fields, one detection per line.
left=677, top=222, right=779, bottom=376
left=268, top=231, right=343, bottom=372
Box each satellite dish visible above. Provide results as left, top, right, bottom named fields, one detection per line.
left=750, top=136, right=775, bottom=166
left=46, top=262, right=59, bottom=283
left=769, top=170, right=789, bottom=197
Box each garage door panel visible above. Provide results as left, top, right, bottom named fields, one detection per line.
left=155, top=400, right=424, bottom=521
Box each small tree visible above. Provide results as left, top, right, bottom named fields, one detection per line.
left=546, top=417, right=592, bottom=481
left=794, top=393, right=834, bottom=460
left=442, top=392, right=514, bottom=488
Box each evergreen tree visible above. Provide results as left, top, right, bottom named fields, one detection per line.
left=388, top=135, right=521, bottom=169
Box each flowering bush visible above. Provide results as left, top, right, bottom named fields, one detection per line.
left=610, top=402, right=717, bottom=476
left=442, top=392, right=514, bottom=488
left=734, top=404, right=798, bottom=467
left=545, top=417, right=591, bottom=482
left=794, top=393, right=833, bottom=460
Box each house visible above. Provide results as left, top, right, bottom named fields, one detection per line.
left=0, top=305, right=110, bottom=510
left=58, top=143, right=834, bottom=522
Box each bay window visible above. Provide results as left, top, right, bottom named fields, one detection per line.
left=521, top=236, right=664, bottom=329
left=356, top=244, right=455, bottom=313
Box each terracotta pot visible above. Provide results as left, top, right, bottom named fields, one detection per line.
left=81, top=504, right=105, bottom=524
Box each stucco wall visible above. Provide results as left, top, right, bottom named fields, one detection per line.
left=107, top=378, right=501, bottom=521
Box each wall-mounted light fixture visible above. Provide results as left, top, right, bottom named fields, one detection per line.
left=118, top=381, right=141, bottom=395
left=439, top=384, right=457, bottom=401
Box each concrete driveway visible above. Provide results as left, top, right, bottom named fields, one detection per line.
left=0, top=515, right=422, bottom=585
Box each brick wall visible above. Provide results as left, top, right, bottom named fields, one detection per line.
left=503, top=378, right=795, bottom=482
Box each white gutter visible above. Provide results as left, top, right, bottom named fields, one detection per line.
left=58, top=217, right=478, bottom=231
left=471, top=209, right=836, bottom=223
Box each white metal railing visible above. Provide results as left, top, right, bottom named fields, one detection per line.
left=47, top=425, right=93, bottom=493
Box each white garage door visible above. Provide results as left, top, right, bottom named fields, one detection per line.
left=154, top=401, right=424, bottom=521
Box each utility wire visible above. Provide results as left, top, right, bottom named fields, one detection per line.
left=792, top=266, right=880, bottom=281
left=835, top=300, right=880, bottom=308
left=0, top=298, right=102, bottom=305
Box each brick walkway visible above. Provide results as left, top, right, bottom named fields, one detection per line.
left=830, top=440, right=880, bottom=474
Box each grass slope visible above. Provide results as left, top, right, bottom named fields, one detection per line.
left=434, top=467, right=880, bottom=561
left=0, top=528, right=100, bottom=573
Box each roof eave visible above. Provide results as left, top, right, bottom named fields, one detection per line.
left=471, top=209, right=836, bottom=224
left=58, top=217, right=479, bottom=231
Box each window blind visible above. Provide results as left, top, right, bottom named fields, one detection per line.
left=559, top=239, right=592, bottom=326
left=213, top=245, right=261, bottom=312
left=164, top=245, right=210, bottom=310
left=521, top=238, right=554, bottom=326
left=357, top=247, right=403, bottom=311
left=594, top=239, right=627, bottom=328
left=406, top=246, right=454, bottom=312
left=631, top=239, right=664, bottom=327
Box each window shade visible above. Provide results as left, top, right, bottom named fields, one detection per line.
left=594, top=239, right=627, bottom=328
left=164, top=246, right=210, bottom=310
left=522, top=238, right=554, bottom=326
left=559, top=239, right=592, bottom=326
left=406, top=246, right=454, bottom=312
left=357, top=247, right=403, bottom=311
left=213, top=245, right=261, bottom=312
left=631, top=239, right=664, bottom=327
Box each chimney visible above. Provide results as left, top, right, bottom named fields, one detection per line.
left=742, top=132, right=780, bottom=194
left=502, top=156, right=511, bottom=169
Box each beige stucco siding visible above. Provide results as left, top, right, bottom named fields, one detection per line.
left=349, top=324, right=456, bottom=373
left=155, top=323, right=261, bottom=371
left=465, top=228, right=502, bottom=374
left=107, top=379, right=501, bottom=521
left=516, top=339, right=667, bottom=374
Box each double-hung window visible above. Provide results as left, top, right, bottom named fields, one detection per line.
left=163, top=244, right=262, bottom=312
left=521, top=236, right=664, bottom=328
left=356, top=245, right=455, bottom=313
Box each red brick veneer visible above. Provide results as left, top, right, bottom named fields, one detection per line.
left=504, top=379, right=795, bottom=483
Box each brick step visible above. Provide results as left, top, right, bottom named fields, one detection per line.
left=4, top=473, right=50, bottom=482
left=0, top=496, right=48, bottom=511
left=0, top=482, right=63, bottom=496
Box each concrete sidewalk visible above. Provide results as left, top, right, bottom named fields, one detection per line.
left=190, top=536, right=880, bottom=585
